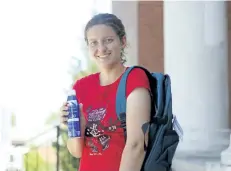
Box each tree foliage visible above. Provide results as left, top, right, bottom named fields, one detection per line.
left=24, top=147, right=54, bottom=171
left=52, top=129, right=79, bottom=171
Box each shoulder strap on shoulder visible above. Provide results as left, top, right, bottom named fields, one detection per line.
left=115, top=66, right=152, bottom=119
left=115, top=66, right=135, bottom=119
left=151, top=73, right=165, bottom=118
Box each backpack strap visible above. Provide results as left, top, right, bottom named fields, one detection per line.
left=163, top=74, right=174, bottom=129
left=116, top=66, right=171, bottom=124
left=116, top=66, right=154, bottom=140
left=151, top=73, right=165, bottom=118
left=116, top=66, right=150, bottom=118
left=116, top=66, right=172, bottom=140
left=116, top=66, right=134, bottom=118
left=115, top=66, right=136, bottom=140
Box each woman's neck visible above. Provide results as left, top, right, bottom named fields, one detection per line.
left=99, top=64, right=126, bottom=86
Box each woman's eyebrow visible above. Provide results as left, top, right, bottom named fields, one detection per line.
left=88, top=38, right=97, bottom=41
left=88, top=36, right=115, bottom=41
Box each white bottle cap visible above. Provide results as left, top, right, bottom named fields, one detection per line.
left=67, top=89, right=76, bottom=96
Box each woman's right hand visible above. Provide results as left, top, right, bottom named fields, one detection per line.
left=60, top=102, right=69, bottom=126
left=60, top=102, right=86, bottom=130
left=61, top=102, right=86, bottom=158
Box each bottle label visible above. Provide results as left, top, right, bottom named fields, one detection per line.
left=67, top=98, right=81, bottom=138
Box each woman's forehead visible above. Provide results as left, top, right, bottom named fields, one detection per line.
left=86, top=24, right=117, bottom=39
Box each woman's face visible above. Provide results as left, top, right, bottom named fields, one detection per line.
left=86, top=24, right=126, bottom=69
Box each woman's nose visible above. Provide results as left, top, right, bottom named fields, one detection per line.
left=97, top=43, right=107, bottom=54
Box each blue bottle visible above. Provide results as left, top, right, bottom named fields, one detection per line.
left=67, top=89, right=81, bottom=138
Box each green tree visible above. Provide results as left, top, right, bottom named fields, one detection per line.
left=44, top=115, right=78, bottom=171
left=24, top=147, right=53, bottom=171
left=52, top=128, right=79, bottom=171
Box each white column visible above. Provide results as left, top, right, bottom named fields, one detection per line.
left=0, top=108, right=12, bottom=144
left=0, top=108, right=12, bottom=171
left=112, top=0, right=139, bottom=66
left=164, top=1, right=229, bottom=155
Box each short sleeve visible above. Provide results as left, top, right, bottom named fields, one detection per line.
left=126, top=68, right=151, bottom=98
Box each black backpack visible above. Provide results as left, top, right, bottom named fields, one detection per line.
left=116, top=66, right=181, bottom=171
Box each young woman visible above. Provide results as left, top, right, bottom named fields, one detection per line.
left=60, top=13, right=151, bottom=171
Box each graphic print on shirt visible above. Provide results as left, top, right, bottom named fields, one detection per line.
left=85, top=106, right=121, bottom=155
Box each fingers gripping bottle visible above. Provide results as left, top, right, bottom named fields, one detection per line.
left=67, top=89, right=81, bottom=138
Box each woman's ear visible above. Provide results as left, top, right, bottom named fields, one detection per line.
left=121, top=36, right=127, bottom=49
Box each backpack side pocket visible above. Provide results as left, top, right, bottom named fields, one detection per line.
left=156, top=130, right=179, bottom=167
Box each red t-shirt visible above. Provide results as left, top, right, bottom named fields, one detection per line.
left=73, top=67, right=150, bottom=171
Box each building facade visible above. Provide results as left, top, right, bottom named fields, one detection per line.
left=112, top=0, right=231, bottom=157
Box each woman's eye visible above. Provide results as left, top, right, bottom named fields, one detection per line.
left=90, top=41, right=97, bottom=46
left=105, top=39, right=113, bottom=43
